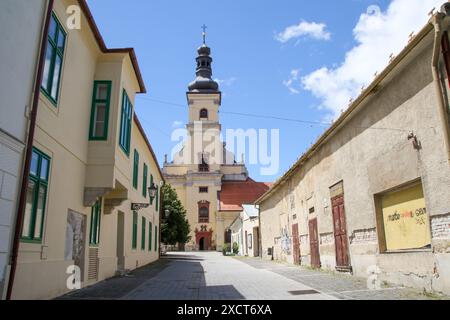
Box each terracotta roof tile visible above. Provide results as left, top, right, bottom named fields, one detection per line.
left=218, top=178, right=270, bottom=211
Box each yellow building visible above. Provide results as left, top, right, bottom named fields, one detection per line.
left=8, top=0, right=163, bottom=300
left=163, top=36, right=269, bottom=252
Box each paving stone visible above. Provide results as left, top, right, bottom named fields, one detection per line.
left=56, top=252, right=449, bottom=300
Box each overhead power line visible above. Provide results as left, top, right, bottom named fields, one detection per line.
left=136, top=95, right=410, bottom=133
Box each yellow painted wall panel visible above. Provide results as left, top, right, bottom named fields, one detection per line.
left=381, top=183, right=431, bottom=251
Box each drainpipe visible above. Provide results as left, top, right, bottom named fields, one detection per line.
left=431, top=12, right=450, bottom=163
left=6, top=0, right=54, bottom=300
left=256, top=205, right=262, bottom=259
left=159, top=182, right=164, bottom=258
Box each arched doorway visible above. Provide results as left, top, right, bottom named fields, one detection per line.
left=199, top=237, right=205, bottom=251
left=195, top=227, right=212, bottom=251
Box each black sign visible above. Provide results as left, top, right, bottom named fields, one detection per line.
left=131, top=203, right=150, bottom=211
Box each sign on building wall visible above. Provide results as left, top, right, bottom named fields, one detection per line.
left=381, top=183, right=431, bottom=251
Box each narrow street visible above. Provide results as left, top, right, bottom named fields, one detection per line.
left=58, top=252, right=446, bottom=300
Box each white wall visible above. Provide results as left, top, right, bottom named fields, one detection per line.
left=0, top=0, right=47, bottom=298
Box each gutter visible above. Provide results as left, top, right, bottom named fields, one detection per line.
left=6, top=0, right=55, bottom=300
left=77, top=0, right=146, bottom=94
left=431, top=12, right=450, bottom=163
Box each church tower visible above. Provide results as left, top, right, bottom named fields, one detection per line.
left=163, top=28, right=267, bottom=252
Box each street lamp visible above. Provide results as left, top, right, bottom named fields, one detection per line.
left=165, top=209, right=170, bottom=218
left=148, top=183, right=157, bottom=200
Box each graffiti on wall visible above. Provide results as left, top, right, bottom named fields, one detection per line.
left=381, top=183, right=431, bottom=251
left=280, top=226, right=291, bottom=254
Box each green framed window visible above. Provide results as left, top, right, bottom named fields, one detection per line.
left=132, top=211, right=138, bottom=249
left=141, top=217, right=146, bottom=250
left=41, top=13, right=66, bottom=105
left=119, top=90, right=133, bottom=155
left=21, top=148, right=50, bottom=242
left=143, top=164, right=148, bottom=198
left=133, top=149, right=139, bottom=190
left=154, top=225, right=158, bottom=251
left=89, top=199, right=101, bottom=245
left=89, top=81, right=111, bottom=140
left=148, top=221, right=152, bottom=252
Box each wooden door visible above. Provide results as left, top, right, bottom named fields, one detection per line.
left=332, top=195, right=350, bottom=268
left=292, top=224, right=300, bottom=265
left=309, top=219, right=321, bottom=268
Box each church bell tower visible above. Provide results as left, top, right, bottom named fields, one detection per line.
left=186, top=26, right=223, bottom=171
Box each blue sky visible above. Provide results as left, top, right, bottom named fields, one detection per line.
left=86, top=0, right=442, bottom=182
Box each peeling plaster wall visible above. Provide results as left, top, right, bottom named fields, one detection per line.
left=259, top=31, right=450, bottom=295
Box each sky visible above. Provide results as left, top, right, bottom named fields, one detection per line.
left=87, top=0, right=444, bottom=182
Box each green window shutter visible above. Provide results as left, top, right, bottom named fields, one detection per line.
left=150, top=175, right=154, bottom=205
left=89, top=81, right=111, bottom=140
left=141, top=217, right=146, bottom=250
left=154, top=225, right=158, bottom=251
left=89, top=199, right=101, bottom=245
left=148, top=222, right=152, bottom=251
left=21, top=148, right=50, bottom=242
left=119, top=90, right=133, bottom=155
left=41, top=13, right=66, bottom=105
left=143, top=164, right=148, bottom=198
left=132, top=211, right=138, bottom=249
left=133, top=149, right=139, bottom=189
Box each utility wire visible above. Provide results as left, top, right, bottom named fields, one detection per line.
left=136, top=95, right=410, bottom=133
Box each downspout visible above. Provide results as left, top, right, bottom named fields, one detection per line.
left=431, top=12, right=450, bottom=163
left=256, top=205, right=262, bottom=259
left=159, top=181, right=164, bottom=258
left=6, top=0, right=54, bottom=300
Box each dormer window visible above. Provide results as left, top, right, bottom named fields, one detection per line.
left=200, top=108, right=208, bottom=119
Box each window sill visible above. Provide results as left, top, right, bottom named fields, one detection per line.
left=20, top=238, right=42, bottom=244
left=379, top=248, right=432, bottom=254
left=40, top=87, right=58, bottom=107
left=119, top=144, right=130, bottom=158
left=89, top=137, right=108, bottom=142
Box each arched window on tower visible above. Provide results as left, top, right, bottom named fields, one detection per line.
left=198, top=201, right=210, bottom=223
left=199, top=154, right=209, bottom=172
left=200, top=108, right=208, bottom=120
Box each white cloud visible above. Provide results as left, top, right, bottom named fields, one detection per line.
left=276, top=21, right=331, bottom=43
left=283, top=69, right=301, bottom=94
left=214, top=77, right=237, bottom=86
left=172, top=120, right=183, bottom=128
left=295, top=0, right=443, bottom=118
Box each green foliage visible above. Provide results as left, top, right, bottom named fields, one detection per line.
left=222, top=243, right=231, bottom=256
left=232, top=242, right=239, bottom=254
left=161, top=184, right=191, bottom=246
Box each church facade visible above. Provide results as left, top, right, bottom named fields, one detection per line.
left=163, top=35, right=269, bottom=252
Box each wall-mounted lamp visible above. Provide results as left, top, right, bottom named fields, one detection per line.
left=148, top=183, right=157, bottom=200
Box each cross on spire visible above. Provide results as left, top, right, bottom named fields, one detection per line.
left=201, top=24, right=207, bottom=44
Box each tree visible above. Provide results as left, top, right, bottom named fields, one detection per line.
left=161, top=183, right=191, bottom=249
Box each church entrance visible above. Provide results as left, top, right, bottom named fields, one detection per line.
left=195, top=227, right=212, bottom=251
left=199, top=237, right=206, bottom=250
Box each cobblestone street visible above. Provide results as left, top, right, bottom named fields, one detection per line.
left=58, top=252, right=448, bottom=300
